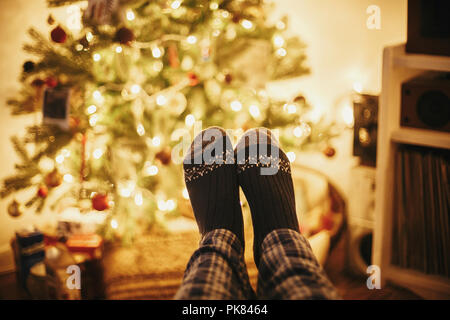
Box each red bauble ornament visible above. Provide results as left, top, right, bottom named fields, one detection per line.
left=155, top=147, right=172, bottom=165
left=323, top=146, right=336, bottom=158
left=37, top=185, right=48, bottom=198
left=224, top=73, right=233, bottom=84
left=51, top=26, right=67, bottom=43
left=92, top=193, right=109, bottom=211
left=45, top=76, right=58, bottom=88
left=115, top=27, right=135, bottom=45
left=45, top=169, right=62, bottom=188
left=187, top=72, right=199, bottom=86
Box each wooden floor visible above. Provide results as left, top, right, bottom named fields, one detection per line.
left=1, top=232, right=421, bottom=300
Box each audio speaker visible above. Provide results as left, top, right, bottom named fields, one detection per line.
left=406, top=0, right=450, bottom=56
left=353, top=94, right=378, bottom=167
left=401, top=72, right=450, bottom=132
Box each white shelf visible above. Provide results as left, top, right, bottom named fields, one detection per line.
left=373, top=43, right=450, bottom=299
left=393, top=45, right=450, bottom=72
left=391, top=128, right=450, bottom=149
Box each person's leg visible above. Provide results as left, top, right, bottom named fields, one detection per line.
left=235, top=128, right=340, bottom=300
left=175, top=127, right=255, bottom=300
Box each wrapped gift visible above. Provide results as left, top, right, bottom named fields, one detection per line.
left=57, top=207, right=107, bottom=238
left=45, top=244, right=81, bottom=300
left=12, top=227, right=45, bottom=289
left=66, top=234, right=103, bottom=260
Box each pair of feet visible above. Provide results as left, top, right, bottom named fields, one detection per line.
left=184, top=127, right=300, bottom=265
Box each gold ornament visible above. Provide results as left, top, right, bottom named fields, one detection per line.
left=8, top=200, right=22, bottom=218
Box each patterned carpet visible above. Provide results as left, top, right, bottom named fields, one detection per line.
left=102, top=227, right=260, bottom=299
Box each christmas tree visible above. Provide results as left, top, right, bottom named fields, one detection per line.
left=2, top=0, right=338, bottom=242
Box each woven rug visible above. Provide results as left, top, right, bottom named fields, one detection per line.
left=103, top=227, right=259, bottom=300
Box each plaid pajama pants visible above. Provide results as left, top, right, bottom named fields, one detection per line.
left=174, top=228, right=341, bottom=300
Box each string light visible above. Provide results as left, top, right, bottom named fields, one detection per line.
left=166, top=199, right=176, bottom=211
left=156, top=94, right=167, bottom=106
left=87, top=105, right=97, bottom=115
left=157, top=199, right=168, bottom=211
left=230, top=100, right=242, bottom=111
left=286, top=151, right=296, bottom=162
left=119, top=181, right=135, bottom=198
left=63, top=174, right=73, bottom=183
left=276, top=20, right=286, bottom=30
left=61, top=149, right=71, bottom=157
left=93, top=148, right=103, bottom=159
left=137, top=123, right=145, bottom=136
left=241, top=19, right=253, bottom=29
left=134, top=192, right=143, bottom=206
left=171, top=0, right=181, bottom=9
left=152, top=136, right=161, bottom=146
left=86, top=32, right=94, bottom=42
left=187, top=35, right=197, bottom=44
left=115, top=46, right=123, bottom=53
left=93, top=53, right=101, bottom=61
left=89, top=114, right=98, bottom=126
left=131, top=84, right=141, bottom=94
left=93, top=90, right=103, bottom=101
left=152, top=47, right=163, bottom=58
left=210, top=2, right=219, bottom=10
left=111, top=219, right=118, bottom=229
left=126, top=9, right=135, bottom=21
left=55, top=154, right=65, bottom=164
left=249, top=105, right=261, bottom=118
left=284, top=103, right=297, bottom=114
left=185, top=114, right=195, bottom=127
left=182, top=188, right=189, bottom=199
left=273, top=35, right=285, bottom=47
left=276, top=48, right=287, bottom=57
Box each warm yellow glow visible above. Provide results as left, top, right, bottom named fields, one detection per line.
left=241, top=19, right=253, bottom=29
left=55, top=155, right=65, bottom=164
left=353, top=82, right=363, bottom=93
left=126, top=10, right=135, bottom=21
left=157, top=199, right=168, bottom=211
left=89, top=114, right=98, bottom=126
left=156, top=94, right=167, bottom=106
left=284, top=103, right=297, bottom=114
left=93, top=53, right=101, bottom=61
left=276, top=48, right=287, bottom=57
left=152, top=136, right=161, bottom=146
left=276, top=20, right=286, bottom=30
left=187, top=35, right=197, bottom=44
left=293, top=126, right=303, bottom=137
left=75, top=44, right=83, bottom=51
left=146, top=164, right=158, bottom=176
left=134, top=192, right=143, bottom=206
left=342, top=104, right=354, bottom=126
left=131, top=84, right=141, bottom=94
left=185, top=114, right=195, bottom=127
left=249, top=105, right=261, bottom=118
left=171, top=0, right=181, bottom=9
left=152, top=47, right=162, bottom=58
left=166, top=199, right=176, bottom=211
left=39, top=157, right=54, bottom=172
left=93, top=148, right=103, bottom=159
left=273, top=35, right=285, bottom=47
left=182, top=188, right=189, bottom=199
left=61, top=149, right=71, bottom=157
left=230, top=100, right=242, bottom=112
left=87, top=105, right=97, bottom=115
left=137, top=123, right=145, bottom=136
left=93, top=90, right=102, bottom=101
left=111, top=219, right=118, bottom=229
left=86, top=32, right=93, bottom=42
left=119, top=182, right=135, bottom=198
left=210, top=2, right=219, bottom=10
left=115, top=46, right=123, bottom=53
left=286, top=151, right=296, bottom=162
left=63, top=174, right=73, bottom=183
